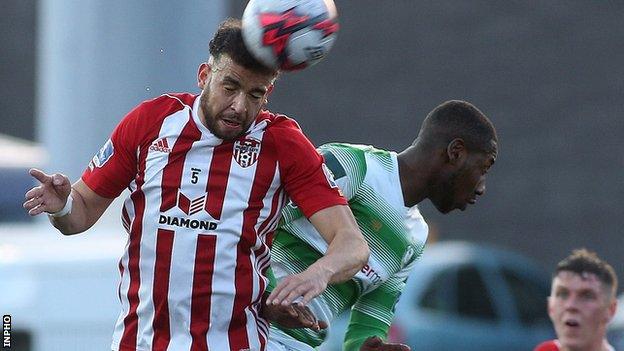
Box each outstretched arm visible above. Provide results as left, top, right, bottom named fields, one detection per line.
left=267, top=204, right=369, bottom=306
left=23, top=168, right=114, bottom=235
left=308, top=204, right=369, bottom=283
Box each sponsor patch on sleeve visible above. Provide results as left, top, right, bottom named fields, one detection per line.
left=322, top=163, right=339, bottom=190
left=90, top=138, right=115, bottom=169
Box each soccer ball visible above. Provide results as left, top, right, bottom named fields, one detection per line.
left=242, top=0, right=339, bottom=71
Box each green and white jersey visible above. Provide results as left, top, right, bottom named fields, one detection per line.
left=268, top=143, right=428, bottom=350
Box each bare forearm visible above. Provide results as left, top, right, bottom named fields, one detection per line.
left=311, top=228, right=369, bottom=284
left=49, top=182, right=113, bottom=235
left=267, top=205, right=369, bottom=307
left=266, top=230, right=368, bottom=307
left=48, top=190, right=93, bottom=235
left=307, top=205, right=370, bottom=284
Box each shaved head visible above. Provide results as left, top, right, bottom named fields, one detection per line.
left=417, top=100, right=498, bottom=155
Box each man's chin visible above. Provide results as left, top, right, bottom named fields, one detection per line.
left=433, top=203, right=454, bottom=214
left=209, top=126, right=244, bottom=141
left=220, top=132, right=243, bottom=141
left=435, top=203, right=468, bottom=214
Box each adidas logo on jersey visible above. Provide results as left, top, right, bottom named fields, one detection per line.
left=149, top=138, right=171, bottom=153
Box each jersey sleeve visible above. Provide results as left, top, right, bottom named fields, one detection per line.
left=81, top=104, right=144, bottom=198
left=265, top=266, right=277, bottom=293
left=316, top=143, right=367, bottom=202
left=271, top=120, right=347, bottom=218
left=534, top=341, right=560, bottom=351
left=343, top=260, right=416, bottom=351
left=278, top=143, right=365, bottom=225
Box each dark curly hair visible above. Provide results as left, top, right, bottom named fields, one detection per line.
left=209, top=18, right=276, bottom=76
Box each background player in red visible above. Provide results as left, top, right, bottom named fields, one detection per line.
left=535, top=249, right=618, bottom=351
left=23, top=18, right=368, bottom=351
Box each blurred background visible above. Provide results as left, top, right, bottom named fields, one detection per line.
left=1, top=1, right=623, bottom=350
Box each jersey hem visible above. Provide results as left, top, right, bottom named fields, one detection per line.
left=111, top=339, right=151, bottom=351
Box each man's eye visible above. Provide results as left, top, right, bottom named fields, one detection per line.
left=250, top=94, right=262, bottom=100
left=580, top=292, right=596, bottom=300
left=224, top=86, right=236, bottom=92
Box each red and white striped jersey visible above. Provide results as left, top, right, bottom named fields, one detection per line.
left=534, top=340, right=615, bottom=351
left=82, top=93, right=346, bottom=351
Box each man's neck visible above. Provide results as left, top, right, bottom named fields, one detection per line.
left=396, top=145, right=436, bottom=207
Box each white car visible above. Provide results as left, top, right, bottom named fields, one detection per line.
left=0, top=222, right=124, bottom=351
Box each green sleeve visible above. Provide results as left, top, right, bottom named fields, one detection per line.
left=342, top=276, right=406, bottom=351
left=265, top=266, right=277, bottom=293
left=317, top=143, right=367, bottom=201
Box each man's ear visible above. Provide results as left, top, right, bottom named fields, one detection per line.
left=197, top=62, right=210, bottom=89
left=547, top=296, right=555, bottom=321
left=605, top=297, right=618, bottom=323
left=446, top=138, right=466, bottom=165
left=263, top=84, right=274, bottom=105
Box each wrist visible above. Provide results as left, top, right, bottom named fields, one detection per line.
left=310, top=259, right=336, bottom=283
left=48, top=194, right=73, bottom=218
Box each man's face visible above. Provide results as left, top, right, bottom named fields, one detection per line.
left=197, top=55, right=276, bottom=140
left=548, top=271, right=616, bottom=350
left=430, top=141, right=497, bottom=214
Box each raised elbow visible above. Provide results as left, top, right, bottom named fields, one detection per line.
left=62, top=229, right=83, bottom=236
left=57, top=227, right=82, bottom=236
left=51, top=220, right=85, bottom=236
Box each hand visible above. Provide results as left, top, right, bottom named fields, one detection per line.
left=267, top=265, right=331, bottom=307
left=360, top=336, right=410, bottom=351
left=262, top=302, right=328, bottom=331
left=23, top=168, right=71, bottom=216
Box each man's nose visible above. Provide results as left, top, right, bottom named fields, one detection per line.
left=475, top=180, right=486, bottom=196
left=563, top=296, right=580, bottom=310
left=230, top=93, right=247, bottom=114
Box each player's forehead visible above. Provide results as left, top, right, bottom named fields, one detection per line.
left=488, top=140, right=498, bottom=160
left=470, top=140, right=497, bottom=163
left=471, top=147, right=496, bottom=170
left=552, top=270, right=604, bottom=291
left=483, top=140, right=497, bottom=164
left=213, top=54, right=275, bottom=91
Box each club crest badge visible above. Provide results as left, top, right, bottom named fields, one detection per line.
left=233, top=137, right=261, bottom=168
